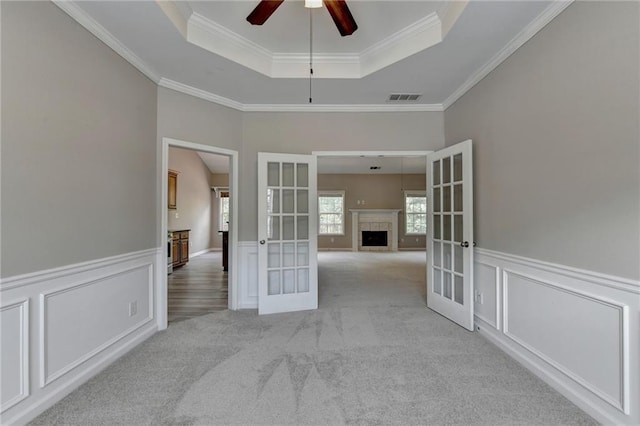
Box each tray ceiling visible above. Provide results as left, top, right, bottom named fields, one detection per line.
left=56, top=1, right=568, bottom=108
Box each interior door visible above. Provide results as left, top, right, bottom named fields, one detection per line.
left=258, top=153, right=318, bottom=315
left=426, top=140, right=474, bottom=330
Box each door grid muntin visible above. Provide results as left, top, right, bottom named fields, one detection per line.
left=266, top=161, right=310, bottom=296
left=431, top=153, right=465, bottom=305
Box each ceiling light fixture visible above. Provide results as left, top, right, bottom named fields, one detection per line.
left=305, top=0, right=323, bottom=8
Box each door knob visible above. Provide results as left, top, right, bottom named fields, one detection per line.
left=259, top=240, right=266, bottom=245
left=460, top=241, right=469, bottom=248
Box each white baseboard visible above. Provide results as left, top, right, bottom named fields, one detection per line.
left=398, top=247, right=426, bottom=251
left=0, top=249, right=160, bottom=424
left=318, top=247, right=352, bottom=252
left=473, top=248, right=639, bottom=425
left=237, top=242, right=258, bottom=309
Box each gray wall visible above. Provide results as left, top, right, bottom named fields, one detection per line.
left=156, top=92, right=445, bottom=242
left=156, top=87, right=243, bottom=247
left=167, top=147, right=214, bottom=255
left=444, top=2, right=639, bottom=279
left=240, top=111, right=444, bottom=240
left=318, top=174, right=427, bottom=250
left=1, top=2, right=158, bottom=277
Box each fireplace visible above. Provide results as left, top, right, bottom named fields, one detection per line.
left=350, top=209, right=402, bottom=252
left=362, top=231, right=388, bottom=247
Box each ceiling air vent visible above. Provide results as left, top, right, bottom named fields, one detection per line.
left=388, top=93, right=422, bottom=102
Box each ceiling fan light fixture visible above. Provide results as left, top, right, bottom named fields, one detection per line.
left=305, top=0, right=323, bottom=8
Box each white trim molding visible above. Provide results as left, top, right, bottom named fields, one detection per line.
left=158, top=78, right=244, bottom=112
left=168, top=5, right=463, bottom=80
left=39, top=264, right=154, bottom=388
left=0, top=248, right=160, bottom=425
left=237, top=241, right=258, bottom=309
left=0, top=248, right=160, bottom=291
left=0, top=298, right=30, bottom=413
left=473, top=247, right=639, bottom=425
left=159, top=78, right=444, bottom=113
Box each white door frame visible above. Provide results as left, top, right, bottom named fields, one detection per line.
left=158, top=137, right=239, bottom=330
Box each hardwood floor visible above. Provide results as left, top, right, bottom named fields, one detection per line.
left=168, top=251, right=228, bottom=323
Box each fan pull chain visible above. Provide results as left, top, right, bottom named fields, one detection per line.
left=309, top=7, right=313, bottom=104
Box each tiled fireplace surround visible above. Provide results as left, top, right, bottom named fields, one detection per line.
left=350, top=209, right=401, bottom=251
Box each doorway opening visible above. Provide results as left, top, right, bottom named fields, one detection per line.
left=312, top=150, right=431, bottom=309
left=158, top=138, right=239, bottom=330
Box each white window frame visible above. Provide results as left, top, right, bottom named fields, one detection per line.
left=318, top=190, right=345, bottom=236
left=214, top=187, right=229, bottom=232
left=404, top=190, right=427, bottom=235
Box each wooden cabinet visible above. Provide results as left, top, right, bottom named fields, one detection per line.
left=171, top=230, right=190, bottom=268
left=168, top=170, right=177, bottom=210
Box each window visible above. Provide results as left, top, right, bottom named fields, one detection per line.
left=215, top=187, right=229, bottom=232
left=405, top=191, right=427, bottom=235
left=318, top=191, right=345, bottom=235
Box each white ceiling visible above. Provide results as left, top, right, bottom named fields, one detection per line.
left=59, top=0, right=566, bottom=108
left=197, top=152, right=230, bottom=174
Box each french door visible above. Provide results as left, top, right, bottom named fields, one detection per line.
left=257, top=153, right=318, bottom=315
left=426, top=140, right=474, bottom=331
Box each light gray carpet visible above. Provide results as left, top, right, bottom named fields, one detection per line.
left=32, top=252, right=596, bottom=425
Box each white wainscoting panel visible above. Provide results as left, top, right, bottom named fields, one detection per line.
left=473, top=248, right=639, bottom=425
left=40, top=264, right=153, bottom=387
left=1, top=299, right=30, bottom=413
left=503, top=270, right=627, bottom=412
left=0, top=248, right=160, bottom=425
left=473, top=261, right=499, bottom=329
left=238, top=241, right=258, bottom=309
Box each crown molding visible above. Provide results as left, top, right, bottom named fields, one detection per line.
left=443, top=0, right=574, bottom=110
left=360, top=12, right=442, bottom=77
left=242, top=103, right=444, bottom=113
left=159, top=79, right=443, bottom=113
left=188, top=12, right=273, bottom=76
left=158, top=78, right=244, bottom=111
left=52, top=1, right=160, bottom=83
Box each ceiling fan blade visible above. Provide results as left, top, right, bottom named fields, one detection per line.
left=323, top=0, right=358, bottom=36
left=246, top=0, right=285, bottom=25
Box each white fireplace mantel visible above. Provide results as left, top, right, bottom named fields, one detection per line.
left=349, top=209, right=402, bottom=252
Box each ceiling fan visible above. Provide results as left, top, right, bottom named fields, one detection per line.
left=246, top=0, right=358, bottom=37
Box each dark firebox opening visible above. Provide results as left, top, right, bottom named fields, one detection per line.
left=362, top=231, right=388, bottom=247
